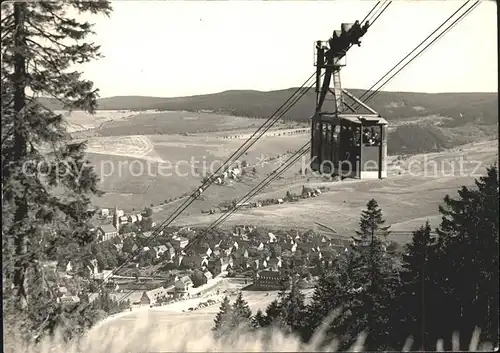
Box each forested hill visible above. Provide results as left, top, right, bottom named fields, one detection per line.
left=39, top=89, right=498, bottom=126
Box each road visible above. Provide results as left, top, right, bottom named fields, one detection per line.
left=97, top=287, right=315, bottom=337
left=95, top=290, right=281, bottom=337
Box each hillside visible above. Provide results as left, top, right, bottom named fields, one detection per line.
left=39, top=89, right=498, bottom=126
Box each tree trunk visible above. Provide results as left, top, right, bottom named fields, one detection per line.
left=12, top=2, right=29, bottom=309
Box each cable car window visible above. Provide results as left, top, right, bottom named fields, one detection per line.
left=362, top=126, right=381, bottom=146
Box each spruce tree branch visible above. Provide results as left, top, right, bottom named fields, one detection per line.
left=47, top=7, right=96, bottom=39
left=1, top=24, right=16, bottom=40
left=1, top=12, right=14, bottom=24
left=25, top=38, right=65, bottom=74
left=26, top=72, right=71, bottom=111
left=25, top=18, right=68, bottom=48
left=1, top=127, right=15, bottom=147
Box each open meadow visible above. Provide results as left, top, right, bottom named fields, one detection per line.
left=57, top=110, right=138, bottom=134
left=93, top=111, right=264, bottom=136
left=62, top=109, right=498, bottom=243
left=85, top=132, right=310, bottom=210
left=166, top=140, right=498, bottom=243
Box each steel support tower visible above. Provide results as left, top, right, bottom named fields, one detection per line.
left=311, top=21, right=388, bottom=179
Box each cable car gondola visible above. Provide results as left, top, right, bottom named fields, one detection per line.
left=311, top=22, right=387, bottom=180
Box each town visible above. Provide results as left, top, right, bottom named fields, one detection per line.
left=49, top=204, right=369, bottom=310
left=2, top=0, right=497, bottom=352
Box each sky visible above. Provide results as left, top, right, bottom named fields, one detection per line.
left=77, top=1, right=498, bottom=98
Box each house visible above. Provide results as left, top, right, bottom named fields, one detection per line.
left=119, top=216, right=128, bottom=224
left=167, top=246, right=176, bottom=260
left=268, top=258, right=281, bottom=271
left=142, top=231, right=153, bottom=238
left=221, top=256, right=234, bottom=271
left=209, top=256, right=232, bottom=273
left=281, top=242, right=297, bottom=253
left=253, top=270, right=290, bottom=290
left=59, top=295, right=80, bottom=304
left=88, top=293, right=99, bottom=303
left=121, top=232, right=136, bottom=238
left=128, top=215, right=138, bottom=223
left=140, top=286, right=168, bottom=305
left=153, top=245, right=168, bottom=258
left=175, top=276, right=194, bottom=293
left=235, top=201, right=251, bottom=209
left=172, top=237, right=189, bottom=249
left=237, top=239, right=252, bottom=250
left=229, top=168, right=241, bottom=178
left=178, top=255, right=207, bottom=269
left=114, top=209, right=124, bottom=218
left=231, top=252, right=247, bottom=268
left=136, top=214, right=143, bottom=222
left=204, top=271, right=213, bottom=281
left=96, top=224, right=118, bottom=242
left=100, top=208, right=110, bottom=217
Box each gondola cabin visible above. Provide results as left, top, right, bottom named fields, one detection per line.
left=311, top=113, right=387, bottom=179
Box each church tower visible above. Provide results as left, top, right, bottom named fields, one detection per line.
left=113, top=206, right=120, bottom=233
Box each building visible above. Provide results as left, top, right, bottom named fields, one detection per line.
left=114, top=208, right=125, bottom=218
left=172, top=237, right=189, bottom=249
left=140, top=286, right=168, bottom=306
left=204, top=271, right=213, bottom=281
left=58, top=295, right=80, bottom=305
left=175, top=276, right=194, bottom=294
left=167, top=246, right=176, bottom=260
left=253, top=270, right=290, bottom=290
left=100, top=208, right=110, bottom=217
left=235, top=201, right=251, bottom=209
left=178, top=255, right=207, bottom=269
left=268, top=258, right=281, bottom=271
left=96, top=224, right=118, bottom=242
left=153, top=245, right=168, bottom=258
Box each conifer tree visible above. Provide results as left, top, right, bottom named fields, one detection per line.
left=305, top=271, right=346, bottom=342
left=263, top=299, right=281, bottom=325
left=338, top=199, right=398, bottom=350
left=1, top=1, right=112, bottom=340
left=252, top=309, right=267, bottom=329
left=213, top=296, right=234, bottom=338
left=395, top=221, right=436, bottom=350
left=433, top=166, right=499, bottom=348
left=232, top=291, right=252, bottom=330
left=277, top=283, right=307, bottom=336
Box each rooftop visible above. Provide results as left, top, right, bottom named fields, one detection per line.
left=99, top=224, right=117, bottom=233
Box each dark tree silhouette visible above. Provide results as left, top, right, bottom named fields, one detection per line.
left=213, top=296, right=233, bottom=338
left=395, top=221, right=436, bottom=350
left=1, top=0, right=112, bottom=341
left=433, top=166, right=499, bottom=348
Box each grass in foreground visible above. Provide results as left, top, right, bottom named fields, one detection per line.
left=4, top=311, right=496, bottom=353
